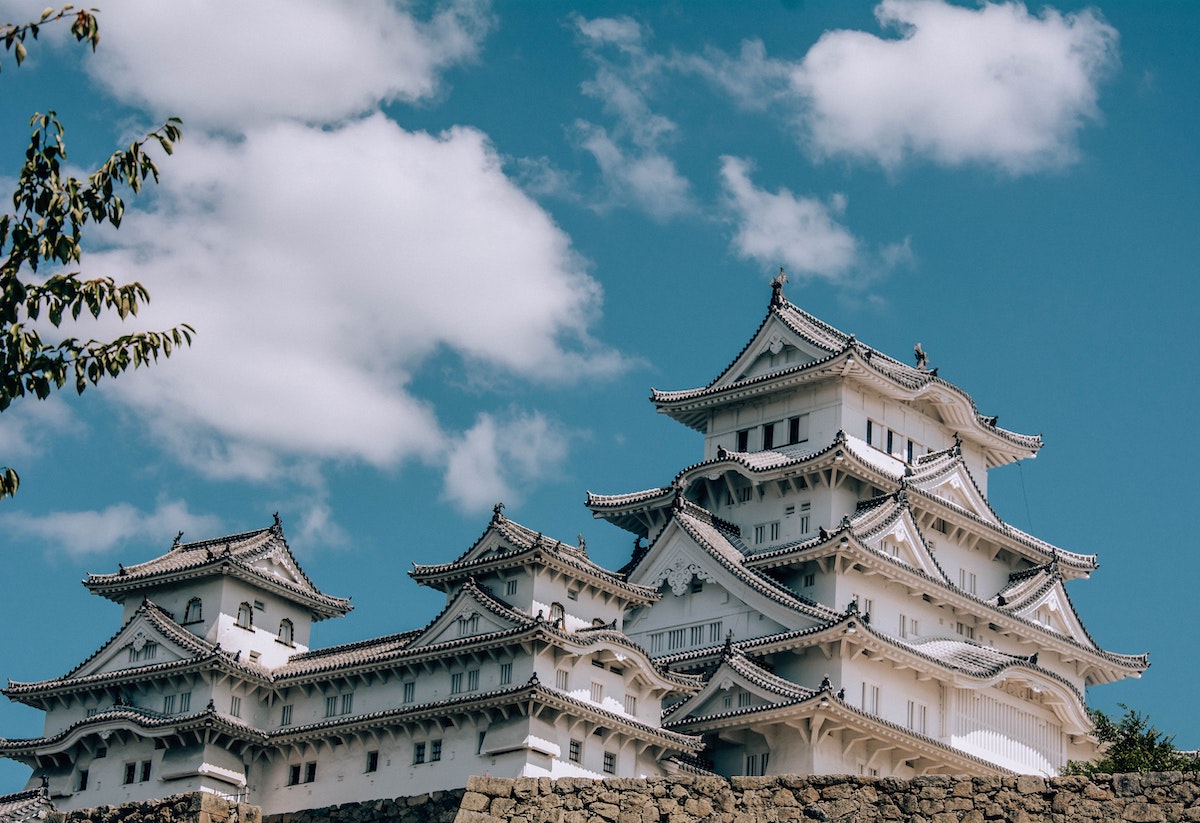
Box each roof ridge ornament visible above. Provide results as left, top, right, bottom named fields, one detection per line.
left=770, top=268, right=788, bottom=307
left=172, top=531, right=184, bottom=549
left=492, top=502, right=505, bottom=523
left=272, top=512, right=282, bottom=532
left=914, top=342, right=928, bottom=371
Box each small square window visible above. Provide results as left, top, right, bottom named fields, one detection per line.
left=567, top=589, right=579, bottom=601
left=253, top=600, right=265, bottom=611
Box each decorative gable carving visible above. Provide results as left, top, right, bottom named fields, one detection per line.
left=647, top=552, right=718, bottom=596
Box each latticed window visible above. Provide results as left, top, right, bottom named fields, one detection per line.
left=237, top=602, right=253, bottom=629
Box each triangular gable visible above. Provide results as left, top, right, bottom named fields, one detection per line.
left=67, top=608, right=205, bottom=679
left=861, top=508, right=947, bottom=582
left=668, top=655, right=806, bottom=723
left=246, top=542, right=319, bottom=591
left=1009, top=584, right=1096, bottom=650
left=405, top=583, right=526, bottom=650
left=911, top=461, right=999, bottom=524
left=628, top=514, right=827, bottom=635
left=712, top=314, right=830, bottom=390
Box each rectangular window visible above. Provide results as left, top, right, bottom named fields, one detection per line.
left=505, top=579, right=518, bottom=596
left=754, top=525, right=765, bottom=544
left=366, top=751, right=378, bottom=773
left=899, top=614, right=908, bottom=638
left=650, top=633, right=663, bottom=654
left=162, top=694, right=176, bottom=715
left=140, top=760, right=151, bottom=782
left=592, top=658, right=606, bottom=668
left=556, top=670, right=569, bottom=691
left=304, top=762, right=316, bottom=783
left=624, top=694, right=637, bottom=716
left=431, top=740, right=442, bottom=762
left=603, top=752, right=616, bottom=774
left=179, top=692, right=190, bottom=713
left=254, top=600, right=265, bottom=611
left=288, top=764, right=302, bottom=786
left=567, top=589, right=579, bottom=601
left=590, top=682, right=604, bottom=703
left=230, top=696, right=241, bottom=717
left=690, top=625, right=704, bottom=646
left=569, top=739, right=581, bottom=763
left=723, top=695, right=733, bottom=710
left=413, top=742, right=426, bottom=765
left=736, top=429, right=750, bottom=452
left=738, top=486, right=753, bottom=503
left=467, top=669, right=480, bottom=691
left=451, top=673, right=464, bottom=694
left=959, top=569, right=977, bottom=595
left=907, top=439, right=915, bottom=463
left=864, top=681, right=883, bottom=715
left=86, top=708, right=98, bottom=718
left=403, top=682, right=415, bottom=703
left=803, top=573, right=815, bottom=588
left=770, top=521, right=780, bottom=541
left=746, top=753, right=768, bottom=776
left=708, top=621, right=723, bottom=643
left=325, top=695, right=338, bottom=716
left=95, top=748, right=106, bottom=759
left=957, top=622, right=976, bottom=640
left=788, top=415, right=807, bottom=445
left=280, top=704, right=293, bottom=726
left=762, top=423, right=775, bottom=450
left=866, top=419, right=874, bottom=446
left=77, top=769, right=88, bottom=791
left=667, top=628, right=686, bottom=649
left=124, top=762, right=137, bottom=784
left=690, top=578, right=703, bottom=593
left=907, top=700, right=927, bottom=734
left=886, top=429, right=895, bottom=454
left=500, top=662, right=512, bottom=685
left=341, top=693, right=353, bottom=715
left=738, top=692, right=752, bottom=708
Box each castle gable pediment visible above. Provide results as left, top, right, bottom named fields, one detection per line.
left=405, top=581, right=527, bottom=651
left=1009, top=584, right=1095, bottom=649
left=67, top=606, right=208, bottom=680
left=713, top=316, right=826, bottom=389
left=912, top=462, right=998, bottom=524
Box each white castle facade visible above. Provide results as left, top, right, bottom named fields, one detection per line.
left=0, top=283, right=1146, bottom=814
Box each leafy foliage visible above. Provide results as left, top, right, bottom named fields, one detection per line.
left=1064, top=705, right=1200, bottom=775
left=0, top=7, right=192, bottom=499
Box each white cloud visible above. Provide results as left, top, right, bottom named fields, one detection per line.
left=792, top=0, right=1119, bottom=172
left=572, top=15, right=694, bottom=219
left=0, top=396, right=75, bottom=464
left=719, top=156, right=859, bottom=281
left=442, top=410, right=570, bottom=512
left=0, top=498, right=222, bottom=558
left=84, top=0, right=492, bottom=129
left=78, top=116, right=623, bottom=486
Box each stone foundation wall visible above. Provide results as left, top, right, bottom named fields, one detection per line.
left=43, top=772, right=1200, bottom=823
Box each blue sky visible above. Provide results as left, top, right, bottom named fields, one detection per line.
left=0, top=0, right=1197, bottom=784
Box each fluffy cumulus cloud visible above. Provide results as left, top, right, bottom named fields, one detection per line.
left=688, top=0, right=1118, bottom=174
left=793, top=0, right=1119, bottom=172
left=88, top=116, right=621, bottom=493
left=0, top=499, right=222, bottom=558
left=443, top=411, right=570, bottom=511
left=7, top=0, right=624, bottom=523
left=84, top=0, right=492, bottom=128
left=571, top=15, right=694, bottom=219
left=719, top=157, right=859, bottom=281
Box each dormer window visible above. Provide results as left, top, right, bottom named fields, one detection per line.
left=183, top=597, right=202, bottom=624
left=277, top=618, right=294, bottom=646
left=236, top=602, right=254, bottom=630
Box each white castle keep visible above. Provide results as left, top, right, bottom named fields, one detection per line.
left=0, top=282, right=1146, bottom=814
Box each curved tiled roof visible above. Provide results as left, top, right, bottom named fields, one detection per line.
left=650, top=289, right=1041, bottom=462
left=84, top=521, right=350, bottom=618
left=669, top=503, right=840, bottom=623
left=0, top=789, right=54, bottom=823
left=411, top=512, right=659, bottom=603
left=4, top=599, right=269, bottom=699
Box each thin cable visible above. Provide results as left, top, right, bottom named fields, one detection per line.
left=1017, top=461, right=1034, bottom=532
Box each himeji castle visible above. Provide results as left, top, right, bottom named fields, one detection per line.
left=0, top=280, right=1147, bottom=813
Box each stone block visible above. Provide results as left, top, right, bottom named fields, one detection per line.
left=1014, top=775, right=1045, bottom=795
left=469, top=776, right=515, bottom=798
left=1122, top=802, right=1165, bottom=822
